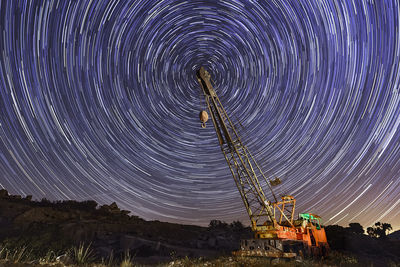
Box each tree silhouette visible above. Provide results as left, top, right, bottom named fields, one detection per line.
left=230, top=220, right=244, bottom=231
left=208, top=219, right=228, bottom=229
left=366, top=222, right=392, bottom=238
left=347, top=222, right=364, bottom=234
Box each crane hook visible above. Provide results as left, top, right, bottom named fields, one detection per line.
left=199, top=110, right=209, bottom=129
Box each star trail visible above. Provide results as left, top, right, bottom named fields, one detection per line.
left=0, top=0, right=400, bottom=231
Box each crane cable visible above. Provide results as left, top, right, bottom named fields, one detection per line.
left=199, top=78, right=207, bottom=128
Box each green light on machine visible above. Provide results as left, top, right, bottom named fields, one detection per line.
left=299, top=213, right=323, bottom=229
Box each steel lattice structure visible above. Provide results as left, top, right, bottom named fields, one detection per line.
left=196, top=67, right=283, bottom=230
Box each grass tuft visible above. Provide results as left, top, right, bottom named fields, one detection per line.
left=39, top=249, right=58, bottom=263
left=0, top=244, right=33, bottom=263
left=70, top=242, right=95, bottom=265
left=120, top=249, right=135, bottom=267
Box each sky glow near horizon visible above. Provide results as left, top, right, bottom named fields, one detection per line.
left=0, top=0, right=400, bottom=231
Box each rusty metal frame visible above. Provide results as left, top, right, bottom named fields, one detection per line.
left=196, top=67, right=293, bottom=230
left=272, top=196, right=296, bottom=226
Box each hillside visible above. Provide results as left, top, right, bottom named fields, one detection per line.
left=0, top=189, right=251, bottom=265
left=389, top=230, right=400, bottom=240
left=325, top=225, right=400, bottom=266
left=1, top=188, right=399, bottom=266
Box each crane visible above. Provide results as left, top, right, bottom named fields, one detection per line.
left=196, top=67, right=329, bottom=257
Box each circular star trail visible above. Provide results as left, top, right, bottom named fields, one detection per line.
left=0, top=0, right=400, bottom=230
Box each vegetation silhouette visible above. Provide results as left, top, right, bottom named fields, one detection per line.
left=367, top=222, right=393, bottom=239
left=347, top=222, right=364, bottom=234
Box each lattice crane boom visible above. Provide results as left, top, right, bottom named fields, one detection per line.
left=196, top=67, right=279, bottom=230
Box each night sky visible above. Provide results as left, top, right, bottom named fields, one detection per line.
left=0, top=0, right=399, bottom=231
